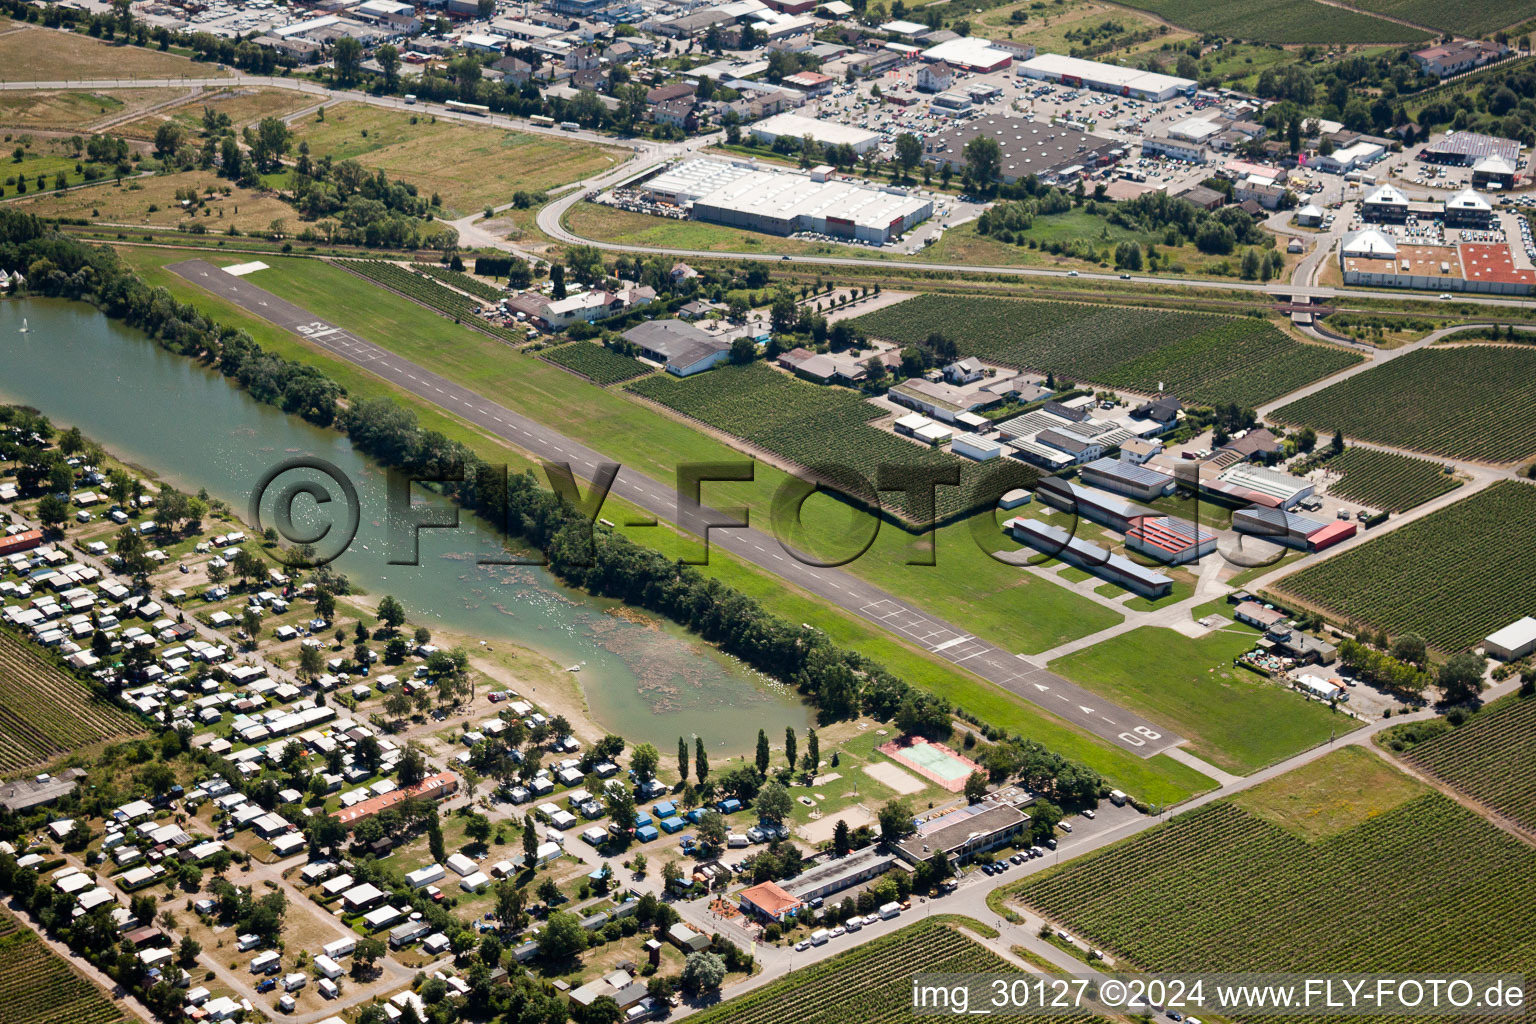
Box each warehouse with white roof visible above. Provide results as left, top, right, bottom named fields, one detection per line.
left=644, top=159, right=931, bottom=244
left=749, top=113, right=882, bottom=154
left=1015, top=53, right=1194, bottom=101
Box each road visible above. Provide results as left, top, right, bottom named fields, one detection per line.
left=166, top=257, right=1199, bottom=763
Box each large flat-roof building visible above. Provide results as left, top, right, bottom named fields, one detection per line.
left=894, top=801, right=1029, bottom=866
left=924, top=116, right=1120, bottom=184
left=1485, top=616, right=1536, bottom=661
left=1419, top=131, right=1522, bottom=167
left=643, top=159, right=931, bottom=244
left=750, top=112, right=882, bottom=154
left=622, top=320, right=730, bottom=376
left=1015, top=53, right=1195, bottom=102
left=1124, top=514, right=1216, bottom=565
left=920, top=36, right=1014, bottom=73
left=1079, top=456, right=1175, bottom=501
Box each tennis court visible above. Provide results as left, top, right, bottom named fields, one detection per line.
left=877, top=737, right=982, bottom=792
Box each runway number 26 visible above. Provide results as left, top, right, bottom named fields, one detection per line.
left=1118, top=726, right=1162, bottom=747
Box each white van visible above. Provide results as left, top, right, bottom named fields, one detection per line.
left=810, top=928, right=831, bottom=946
left=727, top=833, right=748, bottom=848
left=879, top=901, right=902, bottom=920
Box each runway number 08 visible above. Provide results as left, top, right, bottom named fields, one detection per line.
left=1118, top=726, right=1162, bottom=747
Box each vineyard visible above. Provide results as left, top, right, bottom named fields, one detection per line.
left=336, top=260, right=528, bottom=345
left=850, top=296, right=1360, bottom=408
left=1336, top=0, right=1527, bottom=35
left=628, top=363, right=1036, bottom=523
left=1271, top=481, right=1536, bottom=653
left=1109, top=0, right=1428, bottom=42
left=1013, top=786, right=1536, bottom=989
left=689, top=920, right=1103, bottom=1024
left=0, top=628, right=142, bottom=776
left=1320, top=447, right=1460, bottom=512
left=0, top=909, right=127, bottom=1024
left=540, top=341, right=651, bottom=386
left=1272, top=347, right=1536, bottom=463
left=410, top=263, right=504, bottom=302
left=1401, top=694, right=1536, bottom=834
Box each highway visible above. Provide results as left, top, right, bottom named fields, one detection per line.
left=168, top=257, right=1199, bottom=763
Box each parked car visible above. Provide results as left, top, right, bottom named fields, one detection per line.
left=256, top=979, right=277, bottom=994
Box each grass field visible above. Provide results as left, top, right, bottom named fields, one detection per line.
left=540, top=341, right=652, bottom=385
left=9, top=168, right=292, bottom=233
left=1272, top=480, right=1536, bottom=653
left=628, top=361, right=1035, bottom=523
left=1048, top=624, right=1354, bottom=774
left=115, top=85, right=317, bottom=141
left=1334, top=0, right=1529, bottom=33
left=0, top=87, right=170, bottom=131
left=0, top=909, right=128, bottom=1024
left=0, top=628, right=143, bottom=777
left=850, top=295, right=1361, bottom=408
left=0, top=24, right=222, bottom=80
left=1399, top=693, right=1536, bottom=833
left=1012, top=748, right=1536, bottom=982
left=688, top=919, right=1102, bottom=1024
left=288, top=104, right=624, bottom=216
left=1107, top=0, right=1429, bottom=42
left=975, top=0, right=1188, bottom=54
left=121, top=245, right=1213, bottom=806
left=1319, top=446, right=1461, bottom=512
left=1272, top=346, right=1536, bottom=463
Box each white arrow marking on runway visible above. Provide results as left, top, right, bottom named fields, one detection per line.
left=1080, top=706, right=1095, bottom=715
left=1034, top=684, right=1049, bottom=692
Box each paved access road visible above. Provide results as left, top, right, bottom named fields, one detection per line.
left=169, top=258, right=1187, bottom=759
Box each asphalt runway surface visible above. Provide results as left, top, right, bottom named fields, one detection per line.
left=170, top=258, right=1182, bottom=756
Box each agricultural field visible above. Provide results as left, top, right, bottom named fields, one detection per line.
left=0, top=23, right=223, bottom=80
left=850, top=296, right=1361, bottom=408
left=0, top=908, right=128, bottom=1024
left=0, top=628, right=144, bottom=776
left=1335, top=0, right=1528, bottom=34
left=336, top=260, right=529, bottom=345
left=411, top=263, right=504, bottom=302
left=541, top=341, right=651, bottom=386
left=628, top=362, right=1036, bottom=523
left=0, top=88, right=171, bottom=131
left=288, top=104, right=624, bottom=216
left=1400, top=693, right=1536, bottom=833
left=1272, top=481, right=1536, bottom=653
left=115, top=86, right=317, bottom=141
left=1319, top=446, right=1461, bottom=512
left=1108, top=0, right=1429, bottom=42
left=1272, top=347, right=1536, bottom=463
left=1012, top=748, right=1536, bottom=982
left=689, top=920, right=1103, bottom=1024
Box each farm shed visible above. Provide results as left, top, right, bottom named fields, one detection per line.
left=1484, top=616, right=1536, bottom=661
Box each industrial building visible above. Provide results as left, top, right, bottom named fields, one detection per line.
left=1005, top=518, right=1173, bottom=598
left=920, top=36, right=1015, bottom=73
left=1124, top=515, right=1216, bottom=565
left=1033, top=478, right=1152, bottom=533
left=749, top=112, right=882, bottom=154
left=953, top=434, right=1005, bottom=461
left=1141, top=134, right=1205, bottom=163
left=1339, top=230, right=1535, bottom=296
left=1312, top=140, right=1385, bottom=175
left=1418, top=131, right=1522, bottom=167
left=1015, top=53, right=1195, bottom=102
left=1198, top=463, right=1314, bottom=510
left=642, top=159, right=931, bottom=244
left=1233, top=508, right=1356, bottom=552
left=923, top=117, right=1121, bottom=185
left=1472, top=155, right=1518, bottom=190
left=1079, top=456, right=1176, bottom=501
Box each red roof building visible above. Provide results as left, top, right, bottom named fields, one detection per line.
left=738, top=880, right=803, bottom=922
left=336, top=772, right=459, bottom=828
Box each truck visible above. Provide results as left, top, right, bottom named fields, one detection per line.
left=810, top=928, right=831, bottom=946
left=559, top=120, right=580, bottom=131
left=1109, top=789, right=1128, bottom=807
left=403, top=94, right=417, bottom=104
left=879, top=901, right=902, bottom=920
